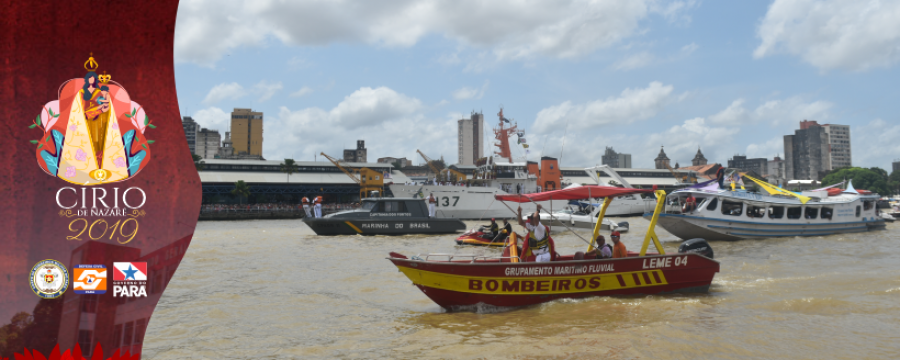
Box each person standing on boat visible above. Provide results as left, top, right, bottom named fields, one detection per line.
left=427, top=193, right=437, bottom=217
left=716, top=167, right=725, bottom=189
left=314, top=195, right=323, bottom=218
left=611, top=231, right=627, bottom=258
left=517, top=205, right=556, bottom=262
left=301, top=196, right=312, bottom=218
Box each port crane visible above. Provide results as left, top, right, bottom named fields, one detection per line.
left=663, top=163, right=697, bottom=184
left=416, top=149, right=448, bottom=182
left=320, top=152, right=384, bottom=199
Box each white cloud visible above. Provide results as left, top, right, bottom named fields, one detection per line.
left=754, top=0, right=900, bottom=71
left=640, top=117, right=740, bottom=167
left=252, top=80, right=283, bottom=102
left=202, top=82, right=245, bottom=105
left=708, top=99, right=749, bottom=124
left=853, top=119, right=900, bottom=169
left=192, top=106, right=231, bottom=131
left=175, top=0, right=696, bottom=66
left=289, top=86, right=314, bottom=98
left=753, top=97, right=832, bottom=127
left=680, top=42, right=699, bottom=55
left=452, top=80, right=490, bottom=100
left=263, top=87, right=453, bottom=163
left=613, top=52, right=656, bottom=71
left=532, top=81, right=677, bottom=134
left=745, top=137, right=784, bottom=159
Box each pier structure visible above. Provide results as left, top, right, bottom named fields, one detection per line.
left=198, top=159, right=411, bottom=204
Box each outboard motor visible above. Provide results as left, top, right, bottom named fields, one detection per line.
left=678, top=238, right=714, bottom=259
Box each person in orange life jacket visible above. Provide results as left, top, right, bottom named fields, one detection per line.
left=301, top=196, right=312, bottom=218
left=611, top=231, right=627, bottom=258
left=314, top=195, right=323, bottom=218
left=584, top=235, right=612, bottom=259
left=516, top=204, right=555, bottom=262
left=427, top=193, right=437, bottom=217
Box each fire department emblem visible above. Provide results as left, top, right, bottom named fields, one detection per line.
left=30, top=259, right=69, bottom=299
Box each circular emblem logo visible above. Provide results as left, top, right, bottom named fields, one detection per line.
left=30, top=259, right=69, bottom=299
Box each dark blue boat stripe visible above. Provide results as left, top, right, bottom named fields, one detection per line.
left=651, top=213, right=874, bottom=227
left=707, top=224, right=869, bottom=233
left=728, top=231, right=864, bottom=237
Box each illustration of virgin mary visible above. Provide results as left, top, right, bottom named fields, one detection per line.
left=34, top=54, right=152, bottom=185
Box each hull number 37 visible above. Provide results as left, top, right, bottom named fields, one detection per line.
left=440, top=196, right=460, bottom=207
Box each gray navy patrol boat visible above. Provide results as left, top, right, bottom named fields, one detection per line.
left=303, top=197, right=467, bottom=236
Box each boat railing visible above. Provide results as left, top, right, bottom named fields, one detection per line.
left=415, top=253, right=515, bottom=263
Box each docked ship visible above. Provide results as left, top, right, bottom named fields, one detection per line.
left=388, top=110, right=673, bottom=219
left=303, top=197, right=466, bottom=236
left=652, top=177, right=887, bottom=241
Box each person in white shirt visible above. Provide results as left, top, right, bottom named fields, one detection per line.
left=516, top=204, right=555, bottom=262
left=427, top=193, right=437, bottom=217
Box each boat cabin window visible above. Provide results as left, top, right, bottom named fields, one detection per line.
left=706, top=198, right=718, bottom=211
left=787, top=207, right=802, bottom=219
left=863, top=200, right=873, bottom=211
left=362, top=202, right=378, bottom=211
left=821, top=207, right=833, bottom=220
left=768, top=206, right=784, bottom=219
left=856, top=205, right=861, bottom=217
left=721, top=200, right=743, bottom=216
left=804, top=207, right=819, bottom=219
left=746, top=204, right=765, bottom=218
left=380, top=201, right=407, bottom=212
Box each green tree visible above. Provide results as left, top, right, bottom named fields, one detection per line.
left=821, top=167, right=890, bottom=195
left=280, top=158, right=298, bottom=182
left=889, top=169, right=900, bottom=195
left=391, top=161, right=403, bottom=170
left=231, top=180, right=251, bottom=204
left=192, top=154, right=205, bottom=171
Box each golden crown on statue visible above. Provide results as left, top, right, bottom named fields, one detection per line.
left=84, top=52, right=99, bottom=72
left=99, top=71, right=111, bottom=84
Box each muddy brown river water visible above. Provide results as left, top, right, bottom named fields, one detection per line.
left=143, top=218, right=900, bottom=359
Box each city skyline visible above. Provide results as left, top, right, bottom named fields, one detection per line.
left=174, top=0, right=900, bottom=170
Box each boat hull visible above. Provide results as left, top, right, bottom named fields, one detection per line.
left=650, top=213, right=886, bottom=241
left=304, top=218, right=466, bottom=236
left=388, top=253, right=719, bottom=309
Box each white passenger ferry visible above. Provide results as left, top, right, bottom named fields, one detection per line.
left=652, top=179, right=887, bottom=241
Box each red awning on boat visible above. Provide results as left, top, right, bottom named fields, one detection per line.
left=494, top=185, right=654, bottom=203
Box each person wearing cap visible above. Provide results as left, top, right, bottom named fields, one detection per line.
left=516, top=205, right=555, bottom=262
left=610, top=231, right=627, bottom=258
left=585, top=235, right=612, bottom=259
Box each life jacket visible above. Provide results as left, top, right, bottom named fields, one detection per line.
left=428, top=196, right=437, bottom=204
left=527, top=225, right=550, bottom=250
left=301, top=197, right=310, bottom=205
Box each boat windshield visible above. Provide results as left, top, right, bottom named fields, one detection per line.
left=361, top=201, right=378, bottom=211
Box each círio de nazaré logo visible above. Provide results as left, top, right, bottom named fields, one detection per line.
left=31, top=53, right=154, bottom=185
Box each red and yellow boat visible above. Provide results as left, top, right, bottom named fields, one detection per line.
left=455, top=227, right=509, bottom=247
left=388, top=186, right=720, bottom=309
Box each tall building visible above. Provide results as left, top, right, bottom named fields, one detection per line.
left=768, top=155, right=786, bottom=184
left=231, top=108, right=263, bottom=157
left=654, top=146, right=670, bottom=169
left=195, top=128, right=221, bottom=159
left=181, top=116, right=198, bottom=155
left=377, top=157, right=410, bottom=168
left=218, top=132, right=234, bottom=158
left=343, top=140, right=367, bottom=162
left=692, top=147, right=708, bottom=166
left=601, top=147, right=632, bottom=168
left=822, top=123, right=851, bottom=169
left=457, top=111, right=483, bottom=166
left=728, top=155, right=768, bottom=177
left=894, top=160, right=900, bottom=172
left=784, top=121, right=832, bottom=180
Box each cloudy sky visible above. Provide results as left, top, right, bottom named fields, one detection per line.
left=174, top=0, right=900, bottom=170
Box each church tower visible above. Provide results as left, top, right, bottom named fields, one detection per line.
left=654, top=146, right=671, bottom=169
left=692, top=147, right=708, bottom=166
